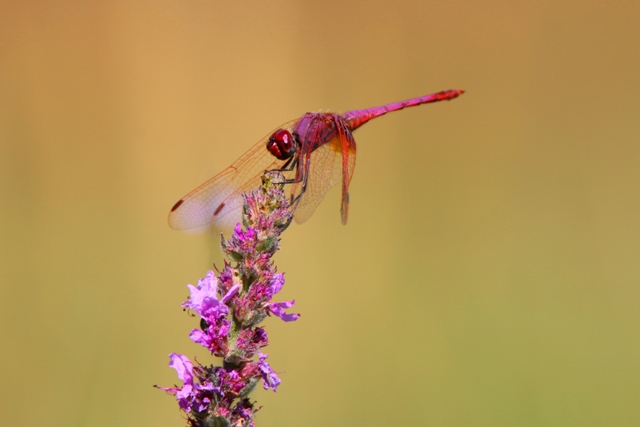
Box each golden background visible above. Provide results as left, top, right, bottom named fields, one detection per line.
left=2, top=1, right=639, bottom=426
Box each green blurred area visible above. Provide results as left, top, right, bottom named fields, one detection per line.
left=1, top=1, right=640, bottom=426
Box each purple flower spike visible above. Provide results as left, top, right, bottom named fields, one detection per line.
left=168, top=353, right=194, bottom=384
left=158, top=172, right=297, bottom=427
left=158, top=353, right=214, bottom=413
left=269, top=273, right=285, bottom=295
left=270, top=300, right=300, bottom=322
left=183, top=270, right=228, bottom=321
left=221, top=283, right=240, bottom=304
left=258, top=351, right=282, bottom=391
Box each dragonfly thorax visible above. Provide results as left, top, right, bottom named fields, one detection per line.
left=266, top=129, right=296, bottom=160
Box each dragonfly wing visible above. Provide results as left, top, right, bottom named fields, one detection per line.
left=292, top=121, right=356, bottom=224
left=168, top=122, right=298, bottom=231
left=291, top=143, right=342, bottom=224
left=168, top=166, right=246, bottom=231
left=337, top=120, right=356, bottom=224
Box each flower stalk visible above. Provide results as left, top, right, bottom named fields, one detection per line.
left=157, top=172, right=299, bottom=427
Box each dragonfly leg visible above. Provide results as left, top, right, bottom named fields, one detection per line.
left=270, top=155, right=298, bottom=173
left=265, top=146, right=308, bottom=215
left=268, top=156, right=303, bottom=185
left=288, top=163, right=310, bottom=211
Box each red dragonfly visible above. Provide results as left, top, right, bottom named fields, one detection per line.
left=169, top=89, right=464, bottom=231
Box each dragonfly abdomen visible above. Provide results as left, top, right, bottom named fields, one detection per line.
left=343, top=89, right=464, bottom=130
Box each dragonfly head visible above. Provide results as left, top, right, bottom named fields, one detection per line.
left=267, top=129, right=296, bottom=160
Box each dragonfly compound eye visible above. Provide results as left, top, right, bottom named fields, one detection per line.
left=266, top=129, right=295, bottom=160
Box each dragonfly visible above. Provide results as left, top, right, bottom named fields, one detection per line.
left=169, top=89, right=464, bottom=231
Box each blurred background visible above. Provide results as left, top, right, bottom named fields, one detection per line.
left=1, top=1, right=639, bottom=426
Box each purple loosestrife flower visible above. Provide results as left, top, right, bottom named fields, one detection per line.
left=157, top=172, right=300, bottom=427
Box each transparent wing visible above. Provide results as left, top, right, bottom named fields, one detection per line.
left=168, top=121, right=297, bottom=231
left=292, top=119, right=356, bottom=224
